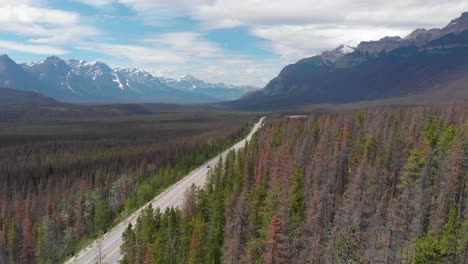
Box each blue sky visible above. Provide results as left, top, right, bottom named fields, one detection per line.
left=1, top=1, right=467, bottom=86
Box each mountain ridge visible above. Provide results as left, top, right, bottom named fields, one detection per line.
left=0, top=55, right=258, bottom=103
left=234, top=12, right=468, bottom=109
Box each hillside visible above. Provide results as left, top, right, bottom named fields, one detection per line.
left=121, top=104, right=467, bottom=263
left=232, top=13, right=468, bottom=109
left=0, top=88, right=57, bottom=105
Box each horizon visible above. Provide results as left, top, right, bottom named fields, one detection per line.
left=1, top=1, right=467, bottom=86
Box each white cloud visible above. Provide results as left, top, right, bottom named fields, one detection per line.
left=143, top=32, right=223, bottom=58
left=194, top=1, right=468, bottom=61
left=252, top=25, right=410, bottom=61
left=0, top=4, right=78, bottom=25
left=0, top=40, right=68, bottom=55
left=77, top=42, right=187, bottom=63
left=78, top=32, right=280, bottom=86
left=76, top=0, right=115, bottom=7
left=77, top=32, right=223, bottom=64
left=81, top=0, right=468, bottom=29
left=0, top=1, right=99, bottom=46
left=84, top=0, right=468, bottom=62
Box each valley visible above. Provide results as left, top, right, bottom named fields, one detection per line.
left=0, top=5, right=467, bottom=264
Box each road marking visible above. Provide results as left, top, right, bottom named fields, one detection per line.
left=102, top=244, right=121, bottom=263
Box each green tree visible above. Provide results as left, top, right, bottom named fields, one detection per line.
left=33, top=223, right=45, bottom=263
left=364, top=134, right=377, bottom=162
left=8, top=223, right=18, bottom=263
left=414, top=230, right=443, bottom=264
left=423, top=115, right=441, bottom=149
left=92, top=196, right=113, bottom=236
left=310, top=123, right=320, bottom=145
left=290, top=165, right=306, bottom=227
left=440, top=208, right=461, bottom=262
left=121, top=224, right=136, bottom=264
left=62, top=227, right=77, bottom=259
left=398, top=149, right=425, bottom=189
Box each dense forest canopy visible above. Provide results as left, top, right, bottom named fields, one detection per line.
left=122, top=104, right=467, bottom=264
left=0, top=112, right=254, bottom=263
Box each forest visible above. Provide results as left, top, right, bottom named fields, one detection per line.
left=0, top=111, right=255, bottom=263
left=121, top=104, right=467, bottom=263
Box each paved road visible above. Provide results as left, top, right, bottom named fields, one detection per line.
left=66, top=117, right=265, bottom=264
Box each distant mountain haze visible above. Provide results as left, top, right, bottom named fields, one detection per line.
left=233, top=12, right=468, bottom=109
left=0, top=55, right=258, bottom=103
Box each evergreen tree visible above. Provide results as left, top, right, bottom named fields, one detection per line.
left=398, top=149, right=425, bottom=189
left=92, top=196, right=113, bottom=236
left=414, top=230, right=443, bottom=264
left=290, top=165, right=306, bottom=227
left=440, top=208, right=461, bottom=262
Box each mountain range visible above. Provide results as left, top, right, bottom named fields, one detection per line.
left=234, top=12, right=468, bottom=109
left=0, top=55, right=258, bottom=103
left=1, top=12, right=467, bottom=108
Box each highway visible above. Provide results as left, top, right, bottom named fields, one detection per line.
left=65, top=117, right=265, bottom=264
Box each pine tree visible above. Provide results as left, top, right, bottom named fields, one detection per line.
left=398, top=149, right=425, bottom=189
left=440, top=208, right=460, bottom=262
left=92, top=196, right=112, bottom=236
left=121, top=224, right=136, bottom=264
left=414, top=230, right=443, bottom=264
left=290, top=165, right=306, bottom=227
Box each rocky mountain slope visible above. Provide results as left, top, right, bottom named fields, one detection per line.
left=236, top=12, right=468, bottom=109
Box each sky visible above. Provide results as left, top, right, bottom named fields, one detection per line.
left=1, top=1, right=467, bottom=87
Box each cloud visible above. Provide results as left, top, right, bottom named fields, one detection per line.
left=77, top=32, right=223, bottom=64
left=180, top=0, right=468, bottom=29
left=77, top=42, right=187, bottom=63
left=143, top=32, right=223, bottom=58
left=193, top=0, right=468, bottom=61
left=76, top=0, right=115, bottom=7
left=81, top=0, right=468, bottom=28
left=0, top=1, right=99, bottom=46
left=252, top=25, right=409, bottom=61
left=0, top=40, right=68, bottom=55
left=82, top=0, right=468, bottom=62
left=77, top=30, right=279, bottom=86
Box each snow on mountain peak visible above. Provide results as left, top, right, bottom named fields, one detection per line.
left=320, top=44, right=356, bottom=64
left=14, top=55, right=259, bottom=102
left=338, top=45, right=355, bottom=54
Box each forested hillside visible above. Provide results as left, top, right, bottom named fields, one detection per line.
left=0, top=112, right=253, bottom=263
left=122, top=104, right=467, bottom=263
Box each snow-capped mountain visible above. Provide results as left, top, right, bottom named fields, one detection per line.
left=320, top=44, right=356, bottom=64
left=0, top=55, right=257, bottom=103
left=160, top=74, right=258, bottom=101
